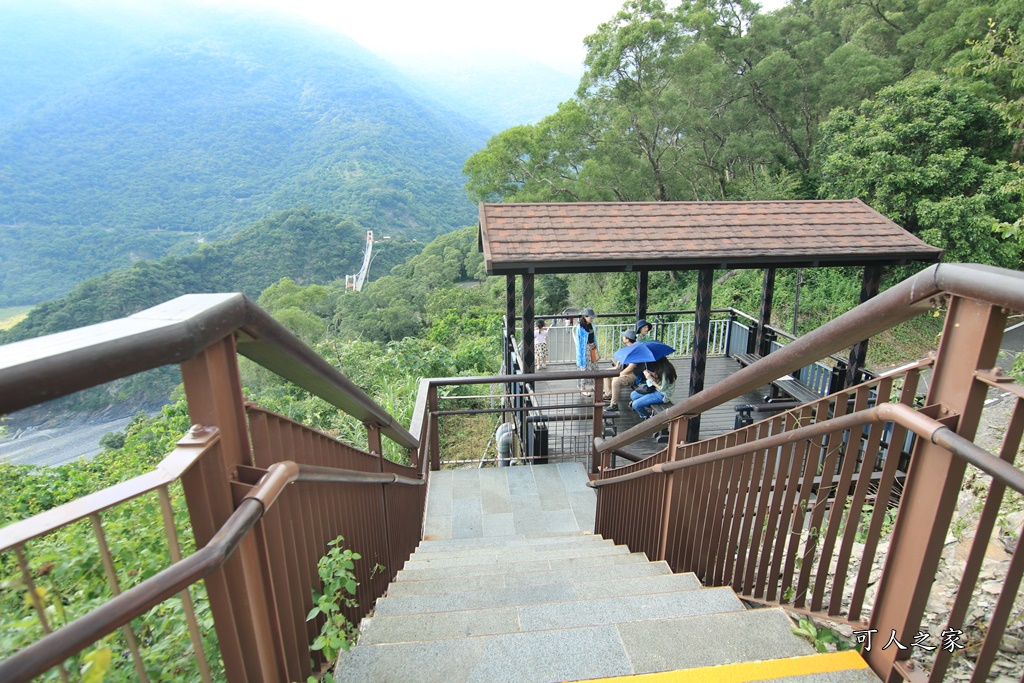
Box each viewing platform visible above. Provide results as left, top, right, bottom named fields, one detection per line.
left=528, top=356, right=774, bottom=463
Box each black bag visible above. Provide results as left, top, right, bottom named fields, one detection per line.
left=633, top=382, right=655, bottom=395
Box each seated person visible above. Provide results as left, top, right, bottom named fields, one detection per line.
left=603, top=329, right=638, bottom=411
left=630, top=357, right=677, bottom=419
left=635, top=318, right=653, bottom=340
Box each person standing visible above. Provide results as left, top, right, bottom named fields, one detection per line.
left=535, top=319, right=549, bottom=369
left=575, top=308, right=598, bottom=396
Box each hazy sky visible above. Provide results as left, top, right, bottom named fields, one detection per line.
left=206, top=0, right=790, bottom=75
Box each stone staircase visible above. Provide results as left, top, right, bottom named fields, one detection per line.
left=335, top=465, right=879, bottom=682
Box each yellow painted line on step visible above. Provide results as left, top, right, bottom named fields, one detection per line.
left=575, top=651, right=869, bottom=683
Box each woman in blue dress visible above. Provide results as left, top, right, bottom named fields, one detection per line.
left=574, top=308, right=598, bottom=396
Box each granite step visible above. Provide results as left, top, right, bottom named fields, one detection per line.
left=412, top=534, right=606, bottom=557
left=374, top=572, right=710, bottom=619
left=360, top=583, right=737, bottom=643
left=414, top=531, right=601, bottom=552
left=385, top=560, right=678, bottom=596
left=335, top=608, right=818, bottom=683
left=570, top=651, right=879, bottom=682
left=394, top=550, right=651, bottom=582
left=400, top=540, right=627, bottom=569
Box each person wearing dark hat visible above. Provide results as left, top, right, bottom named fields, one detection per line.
left=635, top=318, right=652, bottom=340
left=574, top=308, right=598, bottom=396
left=605, top=328, right=638, bottom=411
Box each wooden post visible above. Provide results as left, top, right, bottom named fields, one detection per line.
left=505, top=275, right=516, bottom=373
left=522, top=272, right=535, bottom=375
left=846, top=265, right=882, bottom=387
left=755, top=268, right=775, bottom=356
left=636, top=270, right=649, bottom=321
left=687, top=268, right=714, bottom=443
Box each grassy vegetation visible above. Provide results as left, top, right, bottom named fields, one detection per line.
left=0, top=306, right=31, bottom=331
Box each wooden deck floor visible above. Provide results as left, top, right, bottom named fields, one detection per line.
left=531, top=356, right=774, bottom=463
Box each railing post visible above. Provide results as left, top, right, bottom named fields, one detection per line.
left=428, top=384, right=441, bottom=471
left=725, top=311, right=736, bottom=358
left=365, top=422, right=382, bottom=457
left=179, top=337, right=281, bottom=683
left=865, top=297, right=1007, bottom=682
left=657, top=416, right=687, bottom=563
left=762, top=328, right=777, bottom=357
left=829, top=360, right=848, bottom=395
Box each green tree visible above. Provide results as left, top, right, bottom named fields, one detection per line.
left=817, top=76, right=1023, bottom=265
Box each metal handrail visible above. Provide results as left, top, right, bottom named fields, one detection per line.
left=0, top=293, right=417, bottom=449
left=590, top=402, right=1024, bottom=495
left=0, top=460, right=422, bottom=683
left=0, top=426, right=218, bottom=552
left=597, top=263, right=1024, bottom=453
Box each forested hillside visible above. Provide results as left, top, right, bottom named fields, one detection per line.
left=0, top=209, right=422, bottom=343
left=0, top=0, right=487, bottom=306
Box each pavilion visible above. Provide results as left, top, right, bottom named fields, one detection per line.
left=478, top=199, right=943, bottom=441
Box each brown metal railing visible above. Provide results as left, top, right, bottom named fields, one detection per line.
left=0, top=293, right=427, bottom=682
left=592, top=263, right=1024, bottom=682
left=412, top=369, right=618, bottom=473
left=0, top=430, right=423, bottom=682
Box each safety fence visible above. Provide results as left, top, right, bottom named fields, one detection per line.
left=0, top=294, right=426, bottom=682
left=522, top=313, right=733, bottom=364
left=592, top=263, right=1024, bottom=682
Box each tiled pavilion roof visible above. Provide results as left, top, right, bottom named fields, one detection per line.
left=477, top=200, right=943, bottom=275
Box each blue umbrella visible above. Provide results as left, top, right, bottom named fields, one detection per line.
left=613, top=340, right=675, bottom=365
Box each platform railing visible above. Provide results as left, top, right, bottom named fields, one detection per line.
left=0, top=294, right=426, bottom=682
left=517, top=310, right=734, bottom=363
left=592, top=263, right=1024, bottom=682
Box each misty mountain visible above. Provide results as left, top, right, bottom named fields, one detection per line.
left=388, top=54, right=580, bottom=131
left=0, top=1, right=489, bottom=305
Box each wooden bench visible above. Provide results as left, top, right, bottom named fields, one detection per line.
left=771, top=375, right=821, bottom=404
left=733, top=352, right=763, bottom=367
left=734, top=352, right=822, bottom=405
left=734, top=401, right=802, bottom=428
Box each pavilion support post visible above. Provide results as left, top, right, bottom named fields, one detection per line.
left=636, top=270, right=649, bottom=321
left=686, top=268, right=714, bottom=443
left=845, top=265, right=882, bottom=388
left=505, top=275, right=516, bottom=373
left=522, top=273, right=535, bottom=375
left=755, top=268, right=776, bottom=357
